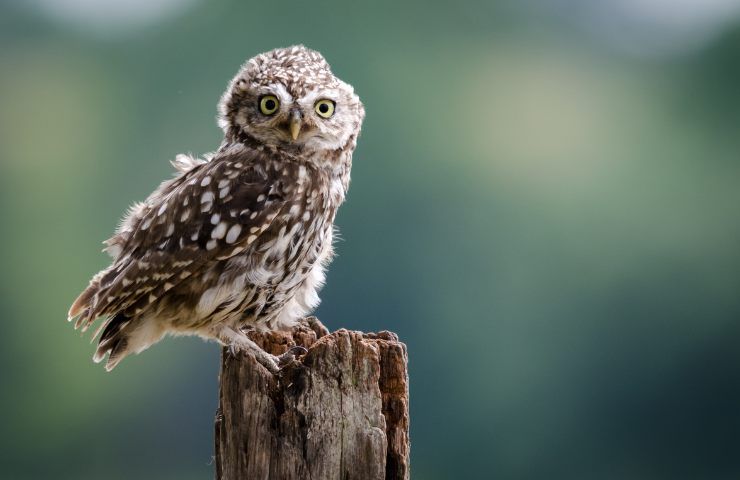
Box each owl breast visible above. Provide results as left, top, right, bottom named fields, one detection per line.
left=165, top=161, right=342, bottom=334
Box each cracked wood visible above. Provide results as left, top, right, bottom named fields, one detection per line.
left=215, top=317, right=410, bottom=480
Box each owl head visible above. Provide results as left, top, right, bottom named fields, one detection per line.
left=218, top=45, right=364, bottom=155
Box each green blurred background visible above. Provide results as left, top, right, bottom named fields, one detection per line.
left=2, top=0, right=740, bottom=478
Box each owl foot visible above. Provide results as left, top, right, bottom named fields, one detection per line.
left=258, top=354, right=281, bottom=374
left=277, top=345, right=308, bottom=368
left=218, top=327, right=307, bottom=374
left=253, top=346, right=307, bottom=374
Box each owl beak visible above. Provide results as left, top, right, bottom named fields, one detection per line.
left=289, top=110, right=302, bottom=140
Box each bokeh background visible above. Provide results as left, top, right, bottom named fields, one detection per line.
left=2, top=0, right=740, bottom=478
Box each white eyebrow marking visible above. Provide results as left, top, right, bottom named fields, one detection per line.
left=268, top=82, right=294, bottom=104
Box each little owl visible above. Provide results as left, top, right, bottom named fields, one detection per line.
left=68, top=45, right=365, bottom=373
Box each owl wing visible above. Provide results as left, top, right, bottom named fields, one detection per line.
left=68, top=148, right=287, bottom=332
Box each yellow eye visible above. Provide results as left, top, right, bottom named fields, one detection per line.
left=259, top=95, right=280, bottom=115
left=314, top=99, right=335, bottom=118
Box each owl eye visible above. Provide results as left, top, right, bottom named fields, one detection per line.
left=259, top=95, right=280, bottom=115
left=314, top=99, right=335, bottom=118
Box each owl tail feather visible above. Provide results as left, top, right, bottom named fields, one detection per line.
left=68, top=286, right=95, bottom=322
left=93, top=312, right=131, bottom=371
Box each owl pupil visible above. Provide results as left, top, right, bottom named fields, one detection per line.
left=265, top=99, right=276, bottom=110
left=319, top=103, right=329, bottom=113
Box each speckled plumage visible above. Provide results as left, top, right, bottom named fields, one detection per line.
left=68, top=46, right=365, bottom=371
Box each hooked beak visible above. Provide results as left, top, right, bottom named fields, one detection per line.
left=289, top=110, right=302, bottom=140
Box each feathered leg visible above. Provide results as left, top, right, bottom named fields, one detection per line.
left=215, top=326, right=306, bottom=374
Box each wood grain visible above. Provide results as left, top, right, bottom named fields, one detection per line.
left=215, top=317, right=410, bottom=480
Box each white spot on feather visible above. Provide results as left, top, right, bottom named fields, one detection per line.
left=211, top=222, right=228, bottom=239
left=201, top=191, right=214, bottom=204
left=225, top=224, right=241, bottom=244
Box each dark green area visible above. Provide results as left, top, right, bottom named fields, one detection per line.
left=2, top=1, right=740, bottom=478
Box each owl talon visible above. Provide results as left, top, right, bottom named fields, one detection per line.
left=277, top=345, right=308, bottom=368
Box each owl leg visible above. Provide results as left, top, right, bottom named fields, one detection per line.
left=217, top=326, right=279, bottom=373
left=216, top=326, right=305, bottom=373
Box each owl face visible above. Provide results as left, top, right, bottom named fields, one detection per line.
left=219, top=46, right=364, bottom=154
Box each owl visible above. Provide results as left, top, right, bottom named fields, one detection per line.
left=68, top=45, right=365, bottom=373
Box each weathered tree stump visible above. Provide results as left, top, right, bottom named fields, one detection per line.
left=215, top=317, right=410, bottom=480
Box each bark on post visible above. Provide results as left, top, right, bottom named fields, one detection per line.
left=214, top=317, right=410, bottom=480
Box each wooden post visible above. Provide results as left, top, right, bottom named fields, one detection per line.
left=214, top=317, right=410, bottom=480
